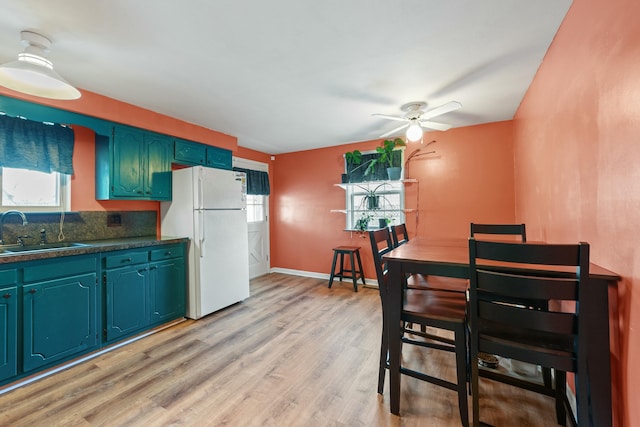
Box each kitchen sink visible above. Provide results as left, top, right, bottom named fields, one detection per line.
left=3, top=242, right=90, bottom=253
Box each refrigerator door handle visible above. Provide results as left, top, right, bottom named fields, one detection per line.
left=199, top=210, right=205, bottom=258
left=197, top=170, right=204, bottom=210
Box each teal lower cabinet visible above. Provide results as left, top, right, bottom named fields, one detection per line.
left=0, top=269, right=18, bottom=381
left=0, top=241, right=185, bottom=386
left=22, top=256, right=98, bottom=373
left=149, top=254, right=185, bottom=325
left=104, top=262, right=149, bottom=342
left=104, top=244, right=186, bottom=343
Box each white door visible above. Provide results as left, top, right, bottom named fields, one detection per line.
left=246, top=194, right=269, bottom=278
left=233, top=157, right=270, bottom=279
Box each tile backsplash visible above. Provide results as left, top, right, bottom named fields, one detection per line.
left=0, top=211, right=157, bottom=245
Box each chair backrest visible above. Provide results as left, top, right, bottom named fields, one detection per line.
left=468, top=238, right=589, bottom=372
left=470, top=223, right=526, bottom=242
left=368, top=228, right=395, bottom=291
left=390, top=223, right=409, bottom=248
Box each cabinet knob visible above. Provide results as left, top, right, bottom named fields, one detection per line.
left=2, top=293, right=10, bottom=299
left=28, top=289, right=37, bottom=294
left=125, top=257, right=132, bottom=262
left=166, top=251, right=172, bottom=255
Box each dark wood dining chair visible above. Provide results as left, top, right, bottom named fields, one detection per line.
left=470, top=222, right=555, bottom=387
left=470, top=222, right=526, bottom=242
left=369, top=228, right=469, bottom=426
left=468, top=238, right=590, bottom=427
left=390, top=223, right=409, bottom=247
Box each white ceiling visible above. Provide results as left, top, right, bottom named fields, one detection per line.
left=0, top=0, right=572, bottom=154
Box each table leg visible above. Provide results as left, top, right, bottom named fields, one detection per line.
left=582, top=278, right=613, bottom=427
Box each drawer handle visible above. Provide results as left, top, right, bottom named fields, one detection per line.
left=29, top=289, right=37, bottom=294
left=2, top=293, right=10, bottom=299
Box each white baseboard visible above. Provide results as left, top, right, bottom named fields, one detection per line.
left=269, top=267, right=379, bottom=287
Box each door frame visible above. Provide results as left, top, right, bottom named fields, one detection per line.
left=232, top=156, right=270, bottom=278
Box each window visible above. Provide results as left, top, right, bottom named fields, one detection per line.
left=246, top=194, right=266, bottom=223
left=0, top=167, right=70, bottom=212
left=345, top=181, right=405, bottom=230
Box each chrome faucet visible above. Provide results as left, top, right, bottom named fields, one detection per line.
left=0, top=210, right=28, bottom=245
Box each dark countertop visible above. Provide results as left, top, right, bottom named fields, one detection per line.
left=0, top=236, right=189, bottom=265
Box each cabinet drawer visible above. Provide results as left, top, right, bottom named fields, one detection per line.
left=0, top=269, right=17, bottom=286
left=105, top=251, right=148, bottom=269
left=150, top=245, right=184, bottom=261
left=23, top=257, right=97, bottom=283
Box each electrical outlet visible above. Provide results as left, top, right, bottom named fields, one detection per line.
left=107, top=213, right=122, bottom=227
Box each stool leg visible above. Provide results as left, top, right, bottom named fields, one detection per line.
left=339, top=253, right=345, bottom=282
left=355, top=249, right=365, bottom=286
left=349, top=251, right=358, bottom=292
left=328, top=251, right=339, bottom=288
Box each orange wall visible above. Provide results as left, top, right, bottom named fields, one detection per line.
left=513, top=0, right=639, bottom=424
left=270, top=120, right=515, bottom=280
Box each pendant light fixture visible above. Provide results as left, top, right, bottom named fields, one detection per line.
left=0, top=31, right=81, bottom=100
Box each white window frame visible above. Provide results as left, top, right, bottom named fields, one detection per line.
left=0, top=167, right=71, bottom=212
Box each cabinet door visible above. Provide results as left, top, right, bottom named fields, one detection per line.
left=206, top=146, right=232, bottom=170
left=174, top=139, right=206, bottom=165
left=0, top=285, right=17, bottom=381
left=112, top=126, right=145, bottom=197
left=145, top=133, right=173, bottom=200
left=149, top=257, right=185, bottom=324
left=23, top=273, right=97, bottom=372
left=105, top=264, right=149, bottom=342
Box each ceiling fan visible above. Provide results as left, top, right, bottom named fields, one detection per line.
left=373, top=101, right=462, bottom=141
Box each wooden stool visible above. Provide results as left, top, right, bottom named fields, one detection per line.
left=328, top=246, right=365, bottom=292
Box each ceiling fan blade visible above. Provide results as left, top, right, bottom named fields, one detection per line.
left=379, top=122, right=409, bottom=138
left=372, top=113, right=408, bottom=122
left=421, top=101, right=462, bottom=120
left=419, top=120, right=452, bottom=131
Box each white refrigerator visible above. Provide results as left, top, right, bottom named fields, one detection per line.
left=160, top=166, right=250, bottom=319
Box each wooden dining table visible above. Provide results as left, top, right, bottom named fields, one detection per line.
left=383, top=237, right=621, bottom=426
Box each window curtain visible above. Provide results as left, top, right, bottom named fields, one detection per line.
left=232, top=167, right=270, bottom=195
left=0, top=114, right=75, bottom=175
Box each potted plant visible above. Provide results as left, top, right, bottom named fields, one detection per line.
left=343, top=149, right=374, bottom=183
left=365, top=137, right=406, bottom=180
left=355, top=182, right=390, bottom=210
left=354, top=213, right=373, bottom=232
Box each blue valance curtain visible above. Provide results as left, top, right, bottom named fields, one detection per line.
left=232, top=167, right=270, bottom=195
left=0, top=114, right=75, bottom=175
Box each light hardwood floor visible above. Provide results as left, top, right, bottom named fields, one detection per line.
left=0, top=273, right=561, bottom=426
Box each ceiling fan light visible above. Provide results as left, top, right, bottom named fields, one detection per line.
left=0, top=31, right=81, bottom=100
left=406, top=123, right=423, bottom=142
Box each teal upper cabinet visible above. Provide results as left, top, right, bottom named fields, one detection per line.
left=96, top=125, right=173, bottom=201
left=174, top=138, right=206, bottom=165
left=174, top=138, right=232, bottom=170
left=206, top=145, right=232, bottom=170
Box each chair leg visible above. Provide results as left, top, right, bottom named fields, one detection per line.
left=349, top=251, right=358, bottom=292
left=471, top=348, right=480, bottom=427
left=455, top=324, right=470, bottom=427
left=328, top=251, right=339, bottom=288
left=378, top=319, right=388, bottom=394
left=543, top=366, right=552, bottom=388
left=555, top=370, right=567, bottom=426
left=355, top=249, right=366, bottom=286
